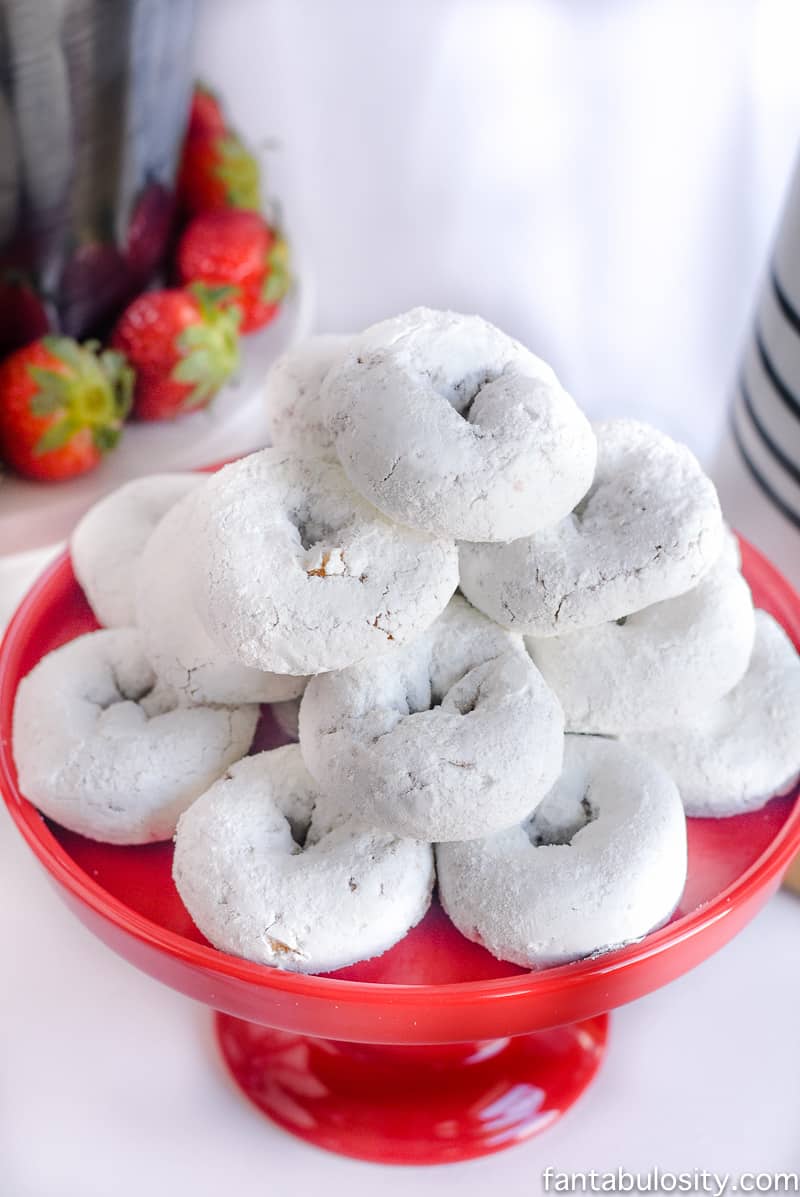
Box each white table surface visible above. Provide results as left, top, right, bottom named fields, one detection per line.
left=4, top=0, right=800, bottom=1188
left=2, top=797, right=799, bottom=1194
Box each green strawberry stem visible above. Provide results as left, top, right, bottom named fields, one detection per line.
left=262, top=236, right=291, bottom=305
left=172, top=285, right=241, bottom=407
left=29, top=337, right=133, bottom=456
left=216, top=133, right=261, bottom=211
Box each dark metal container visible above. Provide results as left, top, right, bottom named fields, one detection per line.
left=0, top=0, right=196, bottom=345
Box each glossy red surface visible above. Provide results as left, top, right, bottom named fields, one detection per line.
left=215, top=1013, right=609, bottom=1164
left=1, top=537, right=799, bottom=1162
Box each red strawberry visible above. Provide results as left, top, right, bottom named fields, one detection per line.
left=186, top=83, right=226, bottom=141
left=0, top=273, right=50, bottom=355
left=125, top=181, right=176, bottom=284
left=176, top=210, right=290, bottom=332
left=110, top=285, right=240, bottom=421
left=177, top=126, right=261, bottom=217
left=59, top=242, right=132, bottom=338
left=0, top=337, right=132, bottom=482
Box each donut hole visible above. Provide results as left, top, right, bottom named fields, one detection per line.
left=89, top=662, right=157, bottom=712
left=93, top=681, right=151, bottom=712
left=288, top=508, right=354, bottom=577
left=441, top=670, right=484, bottom=717
left=450, top=371, right=495, bottom=420
left=525, top=782, right=598, bottom=848
left=417, top=359, right=497, bottom=420
left=285, top=796, right=348, bottom=852
left=363, top=690, right=429, bottom=746
left=288, top=816, right=312, bottom=849
left=277, top=800, right=316, bottom=850
left=262, top=770, right=319, bottom=850
left=390, top=662, right=484, bottom=724
left=452, top=687, right=480, bottom=717
left=289, top=509, right=342, bottom=552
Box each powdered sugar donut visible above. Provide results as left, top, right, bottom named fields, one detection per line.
left=136, top=490, right=306, bottom=706
left=322, top=307, right=596, bottom=541
left=460, top=419, right=723, bottom=637
left=194, top=449, right=459, bottom=675
left=527, top=531, right=754, bottom=733
left=299, top=594, right=564, bottom=841
left=173, top=746, right=435, bottom=974
left=12, top=628, right=258, bottom=844
left=625, top=611, right=800, bottom=816
left=71, top=473, right=202, bottom=627
left=437, top=735, right=687, bottom=967
left=265, top=334, right=350, bottom=456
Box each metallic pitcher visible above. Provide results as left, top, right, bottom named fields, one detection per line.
left=0, top=0, right=196, bottom=343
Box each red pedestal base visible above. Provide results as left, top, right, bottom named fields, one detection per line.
left=215, top=1012, right=609, bottom=1165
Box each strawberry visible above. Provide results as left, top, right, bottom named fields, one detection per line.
left=0, top=273, right=49, bottom=355
left=125, top=181, right=176, bottom=284
left=186, top=83, right=226, bottom=141
left=177, top=125, right=261, bottom=217
left=110, top=285, right=240, bottom=421
left=176, top=210, right=290, bottom=332
left=0, top=337, right=132, bottom=482
left=59, top=242, right=132, bottom=338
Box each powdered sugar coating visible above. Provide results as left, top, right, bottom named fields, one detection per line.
left=299, top=594, right=564, bottom=841
left=194, top=449, right=459, bottom=675
left=265, top=333, right=351, bottom=456
left=437, top=735, right=687, bottom=967
left=527, top=532, right=754, bottom=733
left=625, top=610, right=800, bottom=816
left=322, top=307, right=597, bottom=541
left=12, top=628, right=258, bottom=844
left=173, top=746, right=435, bottom=974
left=459, top=419, right=724, bottom=637
left=136, top=490, right=306, bottom=706
left=71, top=473, right=202, bottom=627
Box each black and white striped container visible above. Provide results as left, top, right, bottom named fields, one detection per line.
left=715, top=155, right=800, bottom=590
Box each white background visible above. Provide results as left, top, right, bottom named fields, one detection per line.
left=3, top=0, right=800, bottom=1191
left=201, top=0, right=800, bottom=464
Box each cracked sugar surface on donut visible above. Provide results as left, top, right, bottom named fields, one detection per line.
left=321, top=307, right=597, bottom=541
left=194, top=448, right=459, bottom=675
left=527, top=530, right=755, bottom=734
left=71, top=472, right=203, bottom=628
left=299, top=593, right=565, bottom=841
left=12, top=628, right=259, bottom=845
left=265, top=333, right=351, bottom=457
left=172, top=745, right=435, bottom=974
left=624, top=610, right=800, bottom=816
left=436, top=735, right=687, bottom=968
left=459, top=418, right=724, bottom=637
left=135, top=489, right=306, bottom=706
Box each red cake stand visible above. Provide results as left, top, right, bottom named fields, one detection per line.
left=2, top=540, right=800, bottom=1166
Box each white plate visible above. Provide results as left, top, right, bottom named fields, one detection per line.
left=0, top=258, right=315, bottom=556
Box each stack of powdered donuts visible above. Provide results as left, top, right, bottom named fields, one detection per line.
left=13, top=308, right=800, bottom=975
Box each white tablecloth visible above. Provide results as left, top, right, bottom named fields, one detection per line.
left=2, top=802, right=799, bottom=1194
left=4, top=1, right=800, bottom=1188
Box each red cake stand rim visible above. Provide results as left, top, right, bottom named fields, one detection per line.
left=2, top=538, right=800, bottom=1012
